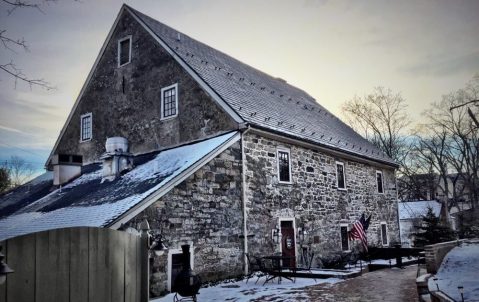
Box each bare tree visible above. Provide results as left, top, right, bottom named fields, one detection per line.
left=341, top=87, right=410, bottom=163
left=3, top=156, right=35, bottom=187
left=0, top=0, right=62, bottom=90
left=413, top=74, right=479, bottom=213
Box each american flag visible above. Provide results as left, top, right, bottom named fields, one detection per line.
left=349, top=214, right=371, bottom=252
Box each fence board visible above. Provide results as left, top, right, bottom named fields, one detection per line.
left=124, top=233, right=137, bottom=302
left=110, top=230, right=125, bottom=302
left=2, top=227, right=144, bottom=302
left=6, top=234, right=35, bottom=302
left=70, top=228, right=89, bottom=302
left=0, top=243, right=6, bottom=302
left=35, top=229, right=70, bottom=301
left=136, top=236, right=142, bottom=302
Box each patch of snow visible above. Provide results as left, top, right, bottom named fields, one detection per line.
left=429, top=241, right=479, bottom=302
left=151, top=276, right=341, bottom=302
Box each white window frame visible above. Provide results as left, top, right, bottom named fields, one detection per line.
left=117, top=35, right=132, bottom=67
left=277, top=147, right=292, bottom=184
left=340, top=223, right=350, bottom=251
left=161, top=83, right=179, bottom=120
left=80, top=112, right=92, bottom=142
left=380, top=221, right=389, bottom=246
left=336, top=161, right=346, bottom=190
left=376, top=170, right=384, bottom=194
left=167, top=245, right=194, bottom=292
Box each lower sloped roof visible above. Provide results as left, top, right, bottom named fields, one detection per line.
left=0, top=131, right=239, bottom=241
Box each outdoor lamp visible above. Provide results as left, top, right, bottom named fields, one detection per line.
left=151, top=234, right=166, bottom=251
left=272, top=228, right=281, bottom=243
left=458, top=286, right=464, bottom=302
left=0, top=248, right=14, bottom=285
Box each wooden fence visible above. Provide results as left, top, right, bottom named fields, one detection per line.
left=0, top=227, right=147, bottom=302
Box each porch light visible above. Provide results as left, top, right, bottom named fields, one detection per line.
left=298, top=226, right=307, bottom=243
left=0, top=247, right=14, bottom=285
left=272, top=228, right=281, bottom=243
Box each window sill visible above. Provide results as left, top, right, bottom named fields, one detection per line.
left=118, top=61, right=131, bottom=68
left=80, top=138, right=92, bottom=143
left=278, top=180, right=292, bottom=185
left=160, top=114, right=178, bottom=121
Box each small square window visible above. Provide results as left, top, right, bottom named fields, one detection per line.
left=80, top=113, right=92, bottom=142
left=118, top=36, right=132, bottom=67
left=381, top=222, right=388, bottom=246
left=277, top=148, right=291, bottom=183
left=340, top=224, right=349, bottom=251
left=336, top=162, right=346, bottom=190
left=376, top=171, right=384, bottom=193
left=161, top=84, right=178, bottom=120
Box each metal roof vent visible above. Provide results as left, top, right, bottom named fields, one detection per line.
left=101, top=137, right=133, bottom=182
left=176, top=32, right=181, bottom=41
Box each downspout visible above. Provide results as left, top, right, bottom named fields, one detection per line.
left=395, top=168, right=401, bottom=245
left=241, top=125, right=251, bottom=275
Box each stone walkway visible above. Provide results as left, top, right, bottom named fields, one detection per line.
left=304, top=265, right=419, bottom=302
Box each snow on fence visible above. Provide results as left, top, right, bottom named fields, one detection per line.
left=0, top=227, right=147, bottom=302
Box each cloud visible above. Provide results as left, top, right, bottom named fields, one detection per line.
left=399, top=51, right=479, bottom=77
left=0, top=124, right=27, bottom=135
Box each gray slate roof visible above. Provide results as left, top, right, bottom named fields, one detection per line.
left=0, top=132, right=239, bottom=241
left=128, top=6, right=397, bottom=167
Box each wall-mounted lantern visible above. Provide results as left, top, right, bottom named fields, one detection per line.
left=272, top=227, right=281, bottom=243
left=298, top=226, right=308, bottom=244
left=0, top=247, right=14, bottom=285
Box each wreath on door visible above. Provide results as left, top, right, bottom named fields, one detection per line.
left=285, top=236, right=293, bottom=249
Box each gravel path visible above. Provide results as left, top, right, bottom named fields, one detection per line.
left=304, top=265, right=419, bottom=302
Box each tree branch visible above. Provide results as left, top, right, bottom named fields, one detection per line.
left=0, top=61, right=55, bottom=90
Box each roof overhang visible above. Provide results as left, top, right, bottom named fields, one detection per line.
left=107, top=131, right=241, bottom=229
left=249, top=125, right=399, bottom=169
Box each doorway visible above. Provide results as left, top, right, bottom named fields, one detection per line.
left=280, top=220, right=296, bottom=268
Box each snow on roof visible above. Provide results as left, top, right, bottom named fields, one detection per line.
left=0, top=131, right=238, bottom=241
left=398, top=200, right=442, bottom=220
left=429, top=240, right=479, bottom=302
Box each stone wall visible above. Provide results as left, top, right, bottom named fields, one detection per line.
left=128, top=141, right=244, bottom=297
left=243, top=132, right=399, bottom=262
left=53, top=9, right=237, bottom=165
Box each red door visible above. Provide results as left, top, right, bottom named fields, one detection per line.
left=281, top=221, right=296, bottom=268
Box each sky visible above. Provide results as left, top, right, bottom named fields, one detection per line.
left=0, top=0, right=478, bottom=173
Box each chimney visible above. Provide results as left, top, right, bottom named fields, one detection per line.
left=52, top=154, right=83, bottom=186
left=100, top=137, right=133, bottom=182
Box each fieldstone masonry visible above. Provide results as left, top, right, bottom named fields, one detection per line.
left=53, top=11, right=236, bottom=165
left=129, top=141, right=244, bottom=296
left=243, top=132, right=399, bottom=261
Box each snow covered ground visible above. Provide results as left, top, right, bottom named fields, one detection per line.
left=151, top=275, right=341, bottom=302
left=429, top=240, right=479, bottom=302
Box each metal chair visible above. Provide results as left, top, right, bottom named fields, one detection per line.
left=295, top=251, right=316, bottom=281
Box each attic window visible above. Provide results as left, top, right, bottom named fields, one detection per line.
left=161, top=83, right=178, bottom=120
left=80, top=113, right=92, bottom=142
left=118, top=36, right=132, bottom=67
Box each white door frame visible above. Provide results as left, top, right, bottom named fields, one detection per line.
left=278, top=217, right=297, bottom=259
left=167, top=245, right=194, bottom=291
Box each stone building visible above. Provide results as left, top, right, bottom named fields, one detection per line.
left=0, top=4, right=399, bottom=297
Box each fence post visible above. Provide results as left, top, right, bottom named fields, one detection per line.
left=140, top=218, right=151, bottom=302
left=395, top=244, right=402, bottom=268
